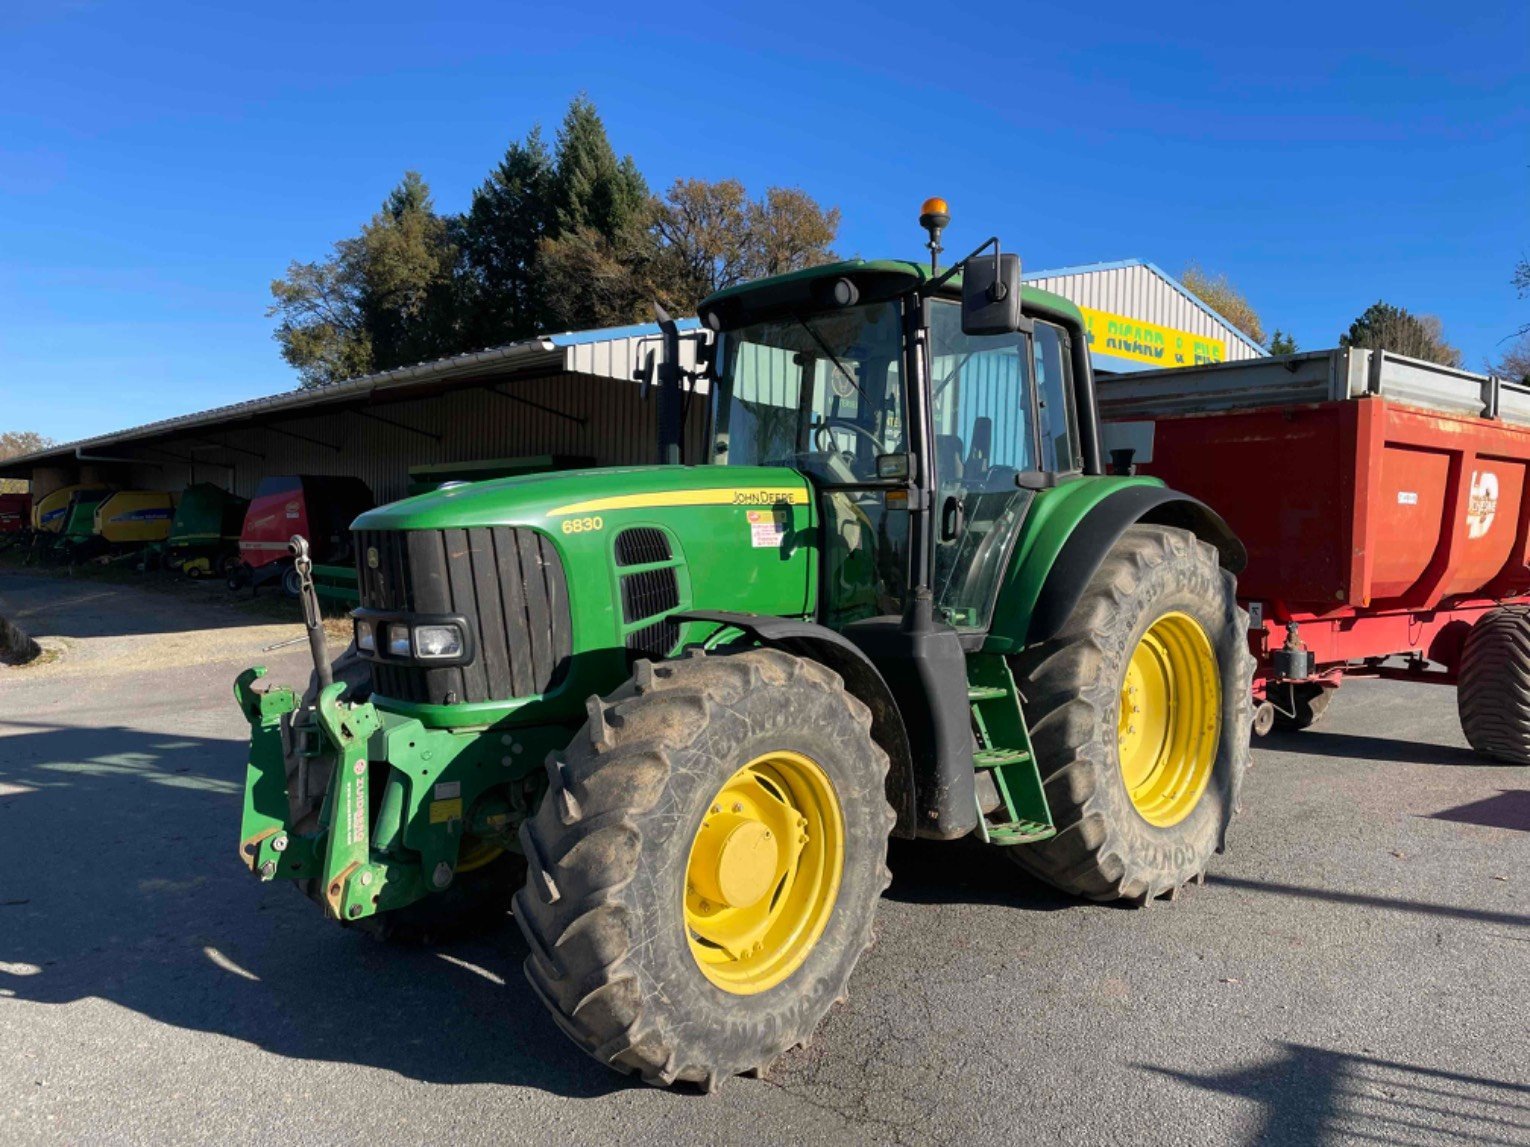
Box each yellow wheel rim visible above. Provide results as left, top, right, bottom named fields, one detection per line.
left=454, top=837, right=504, bottom=874
left=684, top=751, right=844, bottom=995
left=1117, top=611, right=1220, bottom=828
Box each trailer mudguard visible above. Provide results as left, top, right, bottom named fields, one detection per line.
left=984, top=478, right=1246, bottom=654
left=676, top=610, right=919, bottom=839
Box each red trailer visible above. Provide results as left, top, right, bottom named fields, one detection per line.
left=1101, top=347, right=1530, bottom=761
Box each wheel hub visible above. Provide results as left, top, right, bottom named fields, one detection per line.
left=690, top=815, right=780, bottom=909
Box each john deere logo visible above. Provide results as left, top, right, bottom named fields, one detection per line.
left=367, top=547, right=379, bottom=569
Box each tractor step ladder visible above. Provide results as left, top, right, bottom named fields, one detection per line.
left=966, top=655, right=1056, bottom=846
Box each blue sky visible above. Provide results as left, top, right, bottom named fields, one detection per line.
left=2, top=1, right=1526, bottom=444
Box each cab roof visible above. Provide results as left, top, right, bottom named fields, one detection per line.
left=697, top=258, right=1083, bottom=331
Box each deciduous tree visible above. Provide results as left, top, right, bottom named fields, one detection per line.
left=1181, top=263, right=1266, bottom=346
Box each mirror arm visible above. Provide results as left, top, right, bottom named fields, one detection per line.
left=922, top=235, right=1003, bottom=295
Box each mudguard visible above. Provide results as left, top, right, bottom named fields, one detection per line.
left=674, top=610, right=919, bottom=839
left=985, top=479, right=1246, bottom=654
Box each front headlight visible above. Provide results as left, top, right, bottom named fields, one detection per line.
left=387, top=623, right=412, bottom=658
left=355, top=619, right=375, bottom=652
left=414, top=624, right=464, bottom=660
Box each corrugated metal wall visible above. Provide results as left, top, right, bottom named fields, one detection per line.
left=1027, top=265, right=1262, bottom=362
left=115, top=372, right=708, bottom=506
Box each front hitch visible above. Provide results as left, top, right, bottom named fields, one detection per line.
left=235, top=666, right=314, bottom=879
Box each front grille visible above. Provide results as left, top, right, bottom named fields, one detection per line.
left=620, top=567, right=679, bottom=625
left=356, top=527, right=571, bottom=705
left=619, top=565, right=680, bottom=659
left=615, top=527, right=672, bottom=567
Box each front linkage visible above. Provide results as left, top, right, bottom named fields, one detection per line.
left=235, top=535, right=547, bottom=927
left=235, top=667, right=547, bottom=923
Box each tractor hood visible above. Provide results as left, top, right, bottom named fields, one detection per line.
left=348, top=465, right=819, bottom=725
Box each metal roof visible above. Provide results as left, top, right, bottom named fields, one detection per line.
left=1023, top=259, right=1267, bottom=356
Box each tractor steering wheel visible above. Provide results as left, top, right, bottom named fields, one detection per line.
left=813, top=418, right=882, bottom=459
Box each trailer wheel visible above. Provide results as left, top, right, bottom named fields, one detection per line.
left=515, top=649, right=893, bottom=1090
left=1457, top=606, right=1530, bottom=766
left=1272, top=682, right=1334, bottom=732
left=1008, top=525, right=1254, bottom=904
left=281, top=564, right=303, bottom=599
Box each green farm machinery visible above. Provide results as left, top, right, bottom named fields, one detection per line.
left=238, top=204, right=1253, bottom=1088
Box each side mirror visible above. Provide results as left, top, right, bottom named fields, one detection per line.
left=961, top=253, right=1023, bottom=335
left=633, top=347, right=656, bottom=399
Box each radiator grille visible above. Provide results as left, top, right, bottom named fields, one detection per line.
left=355, top=527, right=571, bottom=705
left=620, top=567, right=680, bottom=625
left=614, top=527, right=672, bottom=567
left=619, top=564, right=681, bottom=659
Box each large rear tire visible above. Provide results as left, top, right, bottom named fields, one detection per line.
left=514, top=649, right=893, bottom=1090
left=1008, top=524, right=1254, bottom=903
left=1457, top=606, right=1530, bottom=765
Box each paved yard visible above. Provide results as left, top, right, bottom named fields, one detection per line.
left=1, top=572, right=1526, bottom=1146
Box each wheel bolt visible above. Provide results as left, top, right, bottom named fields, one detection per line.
left=731, top=803, right=744, bottom=813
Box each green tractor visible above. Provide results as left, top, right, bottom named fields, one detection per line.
left=237, top=205, right=1254, bottom=1089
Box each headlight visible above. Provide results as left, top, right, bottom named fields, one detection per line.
left=414, top=624, right=464, bottom=660
left=387, top=624, right=412, bottom=658
left=355, top=620, right=375, bottom=652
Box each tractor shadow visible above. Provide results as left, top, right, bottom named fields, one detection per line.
left=0, top=722, right=633, bottom=1098
left=882, top=836, right=1076, bottom=912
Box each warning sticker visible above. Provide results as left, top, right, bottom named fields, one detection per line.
left=747, top=508, right=788, bottom=548
left=429, top=798, right=464, bottom=824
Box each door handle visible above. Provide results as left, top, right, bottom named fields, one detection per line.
left=941, top=495, right=965, bottom=541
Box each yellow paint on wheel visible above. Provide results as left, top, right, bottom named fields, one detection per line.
left=684, top=751, right=844, bottom=995
left=1117, top=611, right=1220, bottom=828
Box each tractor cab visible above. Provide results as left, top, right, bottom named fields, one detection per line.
left=702, top=263, right=1094, bottom=633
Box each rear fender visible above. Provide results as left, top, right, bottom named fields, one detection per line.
left=986, top=479, right=1246, bottom=653
left=674, top=610, right=918, bottom=839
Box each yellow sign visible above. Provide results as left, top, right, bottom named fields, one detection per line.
left=1079, top=306, right=1226, bottom=369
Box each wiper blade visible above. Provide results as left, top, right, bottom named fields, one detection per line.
left=794, top=315, right=871, bottom=405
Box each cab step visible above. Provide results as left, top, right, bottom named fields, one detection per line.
left=983, top=819, right=1056, bottom=846
left=973, top=746, right=1031, bottom=769
left=967, top=685, right=1009, bottom=702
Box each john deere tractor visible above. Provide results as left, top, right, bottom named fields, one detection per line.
left=237, top=203, right=1253, bottom=1089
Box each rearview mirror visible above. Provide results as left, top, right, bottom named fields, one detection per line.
left=961, top=253, right=1023, bottom=335
left=632, top=347, right=656, bottom=399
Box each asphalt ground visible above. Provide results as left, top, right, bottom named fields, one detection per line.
left=1, top=571, right=1526, bottom=1146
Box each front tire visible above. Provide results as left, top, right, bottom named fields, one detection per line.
left=514, top=649, right=894, bottom=1089
left=1457, top=606, right=1530, bottom=765
left=1008, top=525, right=1254, bottom=903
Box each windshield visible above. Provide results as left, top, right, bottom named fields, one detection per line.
left=712, top=301, right=906, bottom=486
